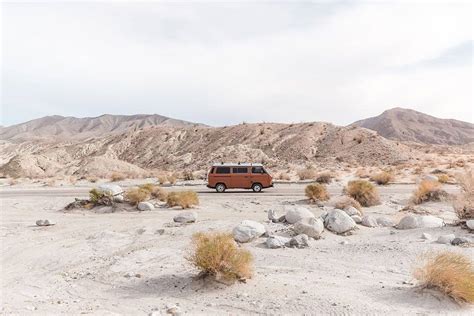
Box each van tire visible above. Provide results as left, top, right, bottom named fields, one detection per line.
left=252, top=183, right=263, bottom=193
left=215, top=183, right=226, bottom=193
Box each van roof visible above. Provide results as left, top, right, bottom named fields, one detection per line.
left=211, top=163, right=264, bottom=167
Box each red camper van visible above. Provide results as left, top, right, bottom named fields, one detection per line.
left=207, top=163, right=273, bottom=193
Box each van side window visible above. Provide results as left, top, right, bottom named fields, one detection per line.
left=210, top=167, right=215, bottom=174
left=215, top=167, right=231, bottom=174
left=252, top=166, right=265, bottom=174
left=233, top=167, right=248, bottom=174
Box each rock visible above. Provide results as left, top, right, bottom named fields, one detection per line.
left=138, top=202, right=154, bottom=211
left=421, top=174, right=439, bottom=182
left=285, top=206, right=315, bottom=224
left=324, top=209, right=356, bottom=234
left=451, top=237, right=471, bottom=246
left=286, top=234, right=310, bottom=248
left=361, top=215, right=378, bottom=228
left=320, top=211, right=328, bottom=220
left=351, top=215, right=362, bottom=223
left=233, top=220, right=266, bottom=243
left=173, top=211, right=197, bottom=223
left=343, top=206, right=361, bottom=217
left=293, top=217, right=324, bottom=239
left=376, top=217, right=395, bottom=227
left=97, top=184, right=123, bottom=196
left=268, top=210, right=278, bottom=222
left=114, top=195, right=124, bottom=203
left=466, top=220, right=474, bottom=230
left=266, top=235, right=291, bottom=249
left=421, top=232, right=432, bottom=240
left=396, top=215, right=419, bottom=230
left=166, top=304, right=180, bottom=315
left=277, top=215, right=287, bottom=223
left=155, top=229, right=165, bottom=235
left=36, top=219, right=55, bottom=226
left=417, top=215, right=444, bottom=228
left=436, top=234, right=456, bottom=245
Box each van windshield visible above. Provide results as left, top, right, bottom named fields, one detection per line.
left=251, top=166, right=266, bottom=174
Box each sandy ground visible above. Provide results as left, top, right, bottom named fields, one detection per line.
left=1, top=182, right=473, bottom=315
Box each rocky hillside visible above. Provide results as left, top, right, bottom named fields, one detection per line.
left=0, top=114, right=203, bottom=142
left=351, top=108, right=474, bottom=145
left=0, top=122, right=417, bottom=178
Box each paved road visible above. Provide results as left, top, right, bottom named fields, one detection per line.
left=0, top=183, right=459, bottom=199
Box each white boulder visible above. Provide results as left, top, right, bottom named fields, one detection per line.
left=173, top=211, right=197, bottom=223
left=421, top=174, right=439, bottom=182
left=437, top=234, right=455, bottom=245
left=351, top=215, right=362, bottom=223
left=324, top=209, right=356, bottom=234
left=396, top=215, right=419, bottom=230
left=293, top=217, right=324, bottom=239
left=417, top=215, right=444, bottom=228
left=361, top=215, right=378, bottom=228
left=268, top=210, right=278, bottom=222
left=466, top=220, right=474, bottom=230
left=376, top=217, right=395, bottom=227
left=233, top=220, right=266, bottom=243
left=286, top=234, right=310, bottom=248
left=343, top=206, right=361, bottom=217
left=285, top=206, right=315, bottom=224
left=97, top=184, right=123, bottom=196
left=421, top=232, right=433, bottom=240
left=266, top=235, right=291, bottom=249
left=137, top=202, right=154, bottom=211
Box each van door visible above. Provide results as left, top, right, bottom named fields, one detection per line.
left=214, top=166, right=232, bottom=188
left=250, top=166, right=268, bottom=187
left=231, top=166, right=251, bottom=189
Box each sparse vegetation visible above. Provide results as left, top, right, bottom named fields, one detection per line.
left=124, top=187, right=150, bottom=205
left=355, top=168, right=370, bottom=179
left=437, top=174, right=450, bottom=184
left=89, top=188, right=113, bottom=206
left=370, top=171, right=394, bottom=185
left=168, top=174, right=177, bottom=185
left=453, top=170, right=474, bottom=220
left=277, top=172, right=291, bottom=181
left=158, top=176, right=167, bottom=185
left=166, top=191, right=199, bottom=209
left=297, top=167, right=317, bottom=180
left=183, top=170, right=195, bottom=181
left=414, top=251, right=474, bottom=304
left=139, top=183, right=168, bottom=201
left=315, top=172, right=332, bottom=184
left=187, top=232, right=253, bottom=283
left=305, top=183, right=330, bottom=203
left=110, top=172, right=126, bottom=182
left=411, top=180, right=447, bottom=205
left=345, top=180, right=380, bottom=207
left=334, top=196, right=362, bottom=212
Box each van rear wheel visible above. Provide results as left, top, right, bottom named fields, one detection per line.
left=215, top=183, right=226, bottom=193
left=252, top=183, right=262, bottom=193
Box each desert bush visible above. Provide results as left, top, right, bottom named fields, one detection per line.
left=183, top=170, right=195, bottom=181
left=344, top=180, right=380, bottom=207
left=305, top=183, right=330, bottom=203
left=355, top=168, right=370, bottom=179
left=414, top=251, right=474, bottom=303
left=110, top=172, right=126, bottom=182
left=187, top=232, right=253, bottom=283
left=158, top=176, right=167, bottom=185
left=297, top=167, right=317, bottom=180
left=333, top=196, right=362, bottom=212
left=166, top=191, right=199, bottom=209
left=89, top=188, right=113, bottom=206
left=370, top=171, right=394, bottom=185
left=411, top=180, right=447, bottom=205
left=139, top=183, right=155, bottom=193
left=277, top=172, right=291, bottom=181
left=453, top=170, right=474, bottom=219
left=167, top=174, right=177, bottom=185
left=124, top=187, right=150, bottom=205
left=315, top=172, right=332, bottom=184
left=437, top=174, right=450, bottom=184
left=139, top=183, right=168, bottom=201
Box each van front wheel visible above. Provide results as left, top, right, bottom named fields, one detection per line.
left=252, top=183, right=262, bottom=193
left=215, top=183, right=226, bottom=193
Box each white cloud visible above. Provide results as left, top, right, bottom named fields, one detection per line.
left=2, top=1, right=473, bottom=126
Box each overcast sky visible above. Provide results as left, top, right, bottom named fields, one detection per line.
left=2, top=0, right=473, bottom=126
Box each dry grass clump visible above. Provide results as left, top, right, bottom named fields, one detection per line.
left=305, top=183, right=330, bottom=203
left=344, top=180, right=380, bottom=207
left=315, top=172, right=332, bottom=184
left=158, top=176, right=167, bottom=185
left=297, top=167, right=317, bottom=180
left=277, top=172, right=291, bottom=181
left=370, top=171, right=394, bottom=185
left=138, top=183, right=168, bottom=201
left=166, top=191, right=199, bottom=209
left=334, top=196, right=362, bottom=212
left=411, top=180, right=447, bottom=205
left=110, top=172, right=126, bottom=182
left=187, top=232, right=253, bottom=283
left=355, top=168, right=370, bottom=179
left=167, top=174, right=177, bottom=185
left=89, top=188, right=113, bottom=206
left=437, top=174, right=450, bottom=184
left=124, top=187, right=150, bottom=205
left=183, top=171, right=194, bottom=181
left=413, top=251, right=474, bottom=303
left=453, top=170, right=474, bottom=219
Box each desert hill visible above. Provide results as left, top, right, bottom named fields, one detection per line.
left=0, top=114, right=203, bottom=142
left=351, top=107, right=474, bottom=145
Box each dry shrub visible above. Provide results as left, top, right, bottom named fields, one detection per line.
left=183, top=171, right=194, bottom=181
left=110, top=172, right=126, bottom=182
left=297, top=167, right=317, bottom=180
left=334, top=196, right=362, bottom=212
left=437, top=174, right=450, bottom=184
left=167, top=174, right=177, bottom=185
left=139, top=183, right=168, bottom=201
left=453, top=170, right=474, bottom=219
left=166, top=191, right=199, bottom=209
left=315, top=172, right=332, bottom=184
left=277, top=172, right=291, bottom=181
left=187, top=232, right=253, bottom=283
left=305, top=183, right=330, bottom=202
left=411, top=180, right=447, bottom=205
left=89, top=188, right=113, bottom=206
left=414, top=251, right=474, bottom=303
left=124, top=188, right=150, bottom=205
left=345, top=180, right=380, bottom=207
left=158, top=176, right=167, bottom=185
left=370, top=171, right=394, bottom=185
left=88, top=176, right=99, bottom=183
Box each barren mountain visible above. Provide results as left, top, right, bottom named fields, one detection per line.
left=351, top=107, right=474, bottom=145
left=0, top=114, right=203, bottom=142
